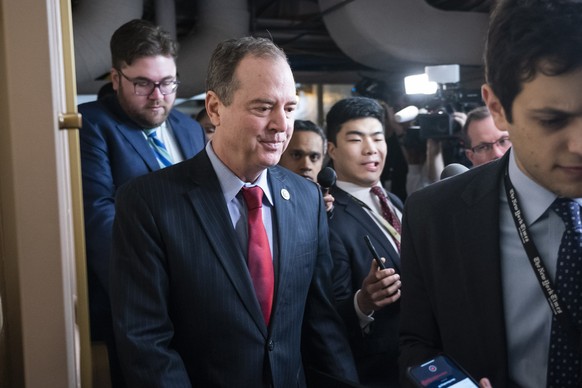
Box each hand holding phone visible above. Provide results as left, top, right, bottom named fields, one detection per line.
left=407, top=354, right=478, bottom=388
left=363, top=235, right=386, bottom=270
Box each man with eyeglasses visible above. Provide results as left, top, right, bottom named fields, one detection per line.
left=462, top=105, right=511, bottom=167
left=78, top=19, right=205, bottom=387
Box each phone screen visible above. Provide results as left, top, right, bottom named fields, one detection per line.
left=407, top=355, right=478, bottom=388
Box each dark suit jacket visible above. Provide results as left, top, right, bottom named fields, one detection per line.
left=110, top=151, right=359, bottom=387
left=399, top=155, right=510, bottom=387
left=78, top=95, right=205, bottom=340
left=329, top=186, right=402, bottom=387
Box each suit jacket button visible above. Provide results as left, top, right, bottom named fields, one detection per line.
left=267, top=340, right=275, bottom=351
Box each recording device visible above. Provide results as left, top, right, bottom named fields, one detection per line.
left=440, top=163, right=469, bottom=180
left=412, top=65, right=481, bottom=140
left=407, top=354, right=478, bottom=388
left=317, top=167, right=336, bottom=195
left=363, top=235, right=386, bottom=270
left=395, top=105, right=419, bottom=123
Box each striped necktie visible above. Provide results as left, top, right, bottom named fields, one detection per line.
left=370, top=186, right=402, bottom=251
left=144, top=127, right=173, bottom=168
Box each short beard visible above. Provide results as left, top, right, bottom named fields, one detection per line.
left=117, top=83, right=171, bottom=129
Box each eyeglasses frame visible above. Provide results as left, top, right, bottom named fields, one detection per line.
left=469, top=136, right=511, bottom=154
left=116, top=69, right=180, bottom=96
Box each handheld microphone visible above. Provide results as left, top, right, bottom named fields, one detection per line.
left=394, top=105, right=419, bottom=123
left=440, top=163, right=469, bottom=180
left=317, top=167, right=336, bottom=195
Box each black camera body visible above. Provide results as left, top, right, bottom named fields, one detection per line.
left=417, top=86, right=481, bottom=139
left=418, top=111, right=455, bottom=139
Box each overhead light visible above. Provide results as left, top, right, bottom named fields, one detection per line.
left=404, top=73, right=438, bottom=95
left=425, top=64, right=460, bottom=84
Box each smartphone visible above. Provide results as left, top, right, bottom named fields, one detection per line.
left=407, top=354, right=479, bottom=388
left=363, top=235, right=386, bottom=270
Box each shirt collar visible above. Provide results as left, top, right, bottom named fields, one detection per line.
left=507, top=149, right=580, bottom=226
left=336, top=180, right=383, bottom=208
left=205, top=141, right=273, bottom=206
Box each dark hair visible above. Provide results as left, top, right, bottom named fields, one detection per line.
left=110, top=19, right=178, bottom=70
left=485, top=0, right=582, bottom=122
left=461, top=106, right=491, bottom=148
left=325, top=97, right=385, bottom=145
left=294, top=119, right=327, bottom=153
left=206, top=37, right=288, bottom=106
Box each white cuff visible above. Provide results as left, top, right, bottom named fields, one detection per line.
left=354, top=289, right=375, bottom=330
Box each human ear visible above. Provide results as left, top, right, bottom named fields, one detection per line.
left=205, top=91, right=222, bottom=127
left=482, top=84, right=510, bottom=130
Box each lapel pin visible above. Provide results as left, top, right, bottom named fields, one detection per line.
left=281, top=188, right=290, bottom=200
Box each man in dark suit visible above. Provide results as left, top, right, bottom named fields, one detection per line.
left=78, top=19, right=205, bottom=386
left=399, top=1, right=582, bottom=387
left=326, top=97, right=403, bottom=387
left=110, top=36, right=359, bottom=387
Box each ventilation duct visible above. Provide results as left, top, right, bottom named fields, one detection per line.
left=319, top=0, right=489, bottom=71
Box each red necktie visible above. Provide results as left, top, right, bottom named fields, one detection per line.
left=241, top=186, right=274, bottom=325
left=370, top=186, right=402, bottom=251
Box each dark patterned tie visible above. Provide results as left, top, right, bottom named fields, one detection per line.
left=547, top=198, right=582, bottom=387
left=370, top=186, right=402, bottom=250
left=241, top=186, right=274, bottom=326
left=144, top=128, right=173, bottom=168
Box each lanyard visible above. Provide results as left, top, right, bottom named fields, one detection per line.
left=503, top=161, right=581, bottom=341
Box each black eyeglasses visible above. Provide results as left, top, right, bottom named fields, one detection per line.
left=117, top=69, right=179, bottom=96
left=470, top=136, right=511, bottom=154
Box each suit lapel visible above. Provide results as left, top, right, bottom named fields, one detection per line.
left=334, top=187, right=401, bottom=269
left=266, top=167, right=294, bottom=327
left=452, top=158, right=508, bottom=356
left=167, top=113, right=198, bottom=159
left=185, top=152, right=268, bottom=335
left=103, top=95, right=160, bottom=171
left=117, top=124, right=160, bottom=171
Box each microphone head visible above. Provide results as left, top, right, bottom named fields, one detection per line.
left=394, top=105, right=419, bottom=123
left=317, top=167, right=337, bottom=189
left=440, top=163, right=469, bottom=180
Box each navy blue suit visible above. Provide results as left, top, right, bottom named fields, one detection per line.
left=329, top=186, right=402, bottom=387
left=78, top=95, right=205, bottom=342
left=110, top=151, right=359, bottom=387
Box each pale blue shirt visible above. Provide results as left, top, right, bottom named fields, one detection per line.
left=501, top=149, right=582, bottom=386
left=205, top=141, right=275, bottom=258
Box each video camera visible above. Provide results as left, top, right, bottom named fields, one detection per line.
left=400, top=65, right=481, bottom=141
left=416, top=85, right=480, bottom=139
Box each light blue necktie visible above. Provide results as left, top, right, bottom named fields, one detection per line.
left=547, top=198, right=582, bottom=387
left=144, top=128, right=173, bottom=168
